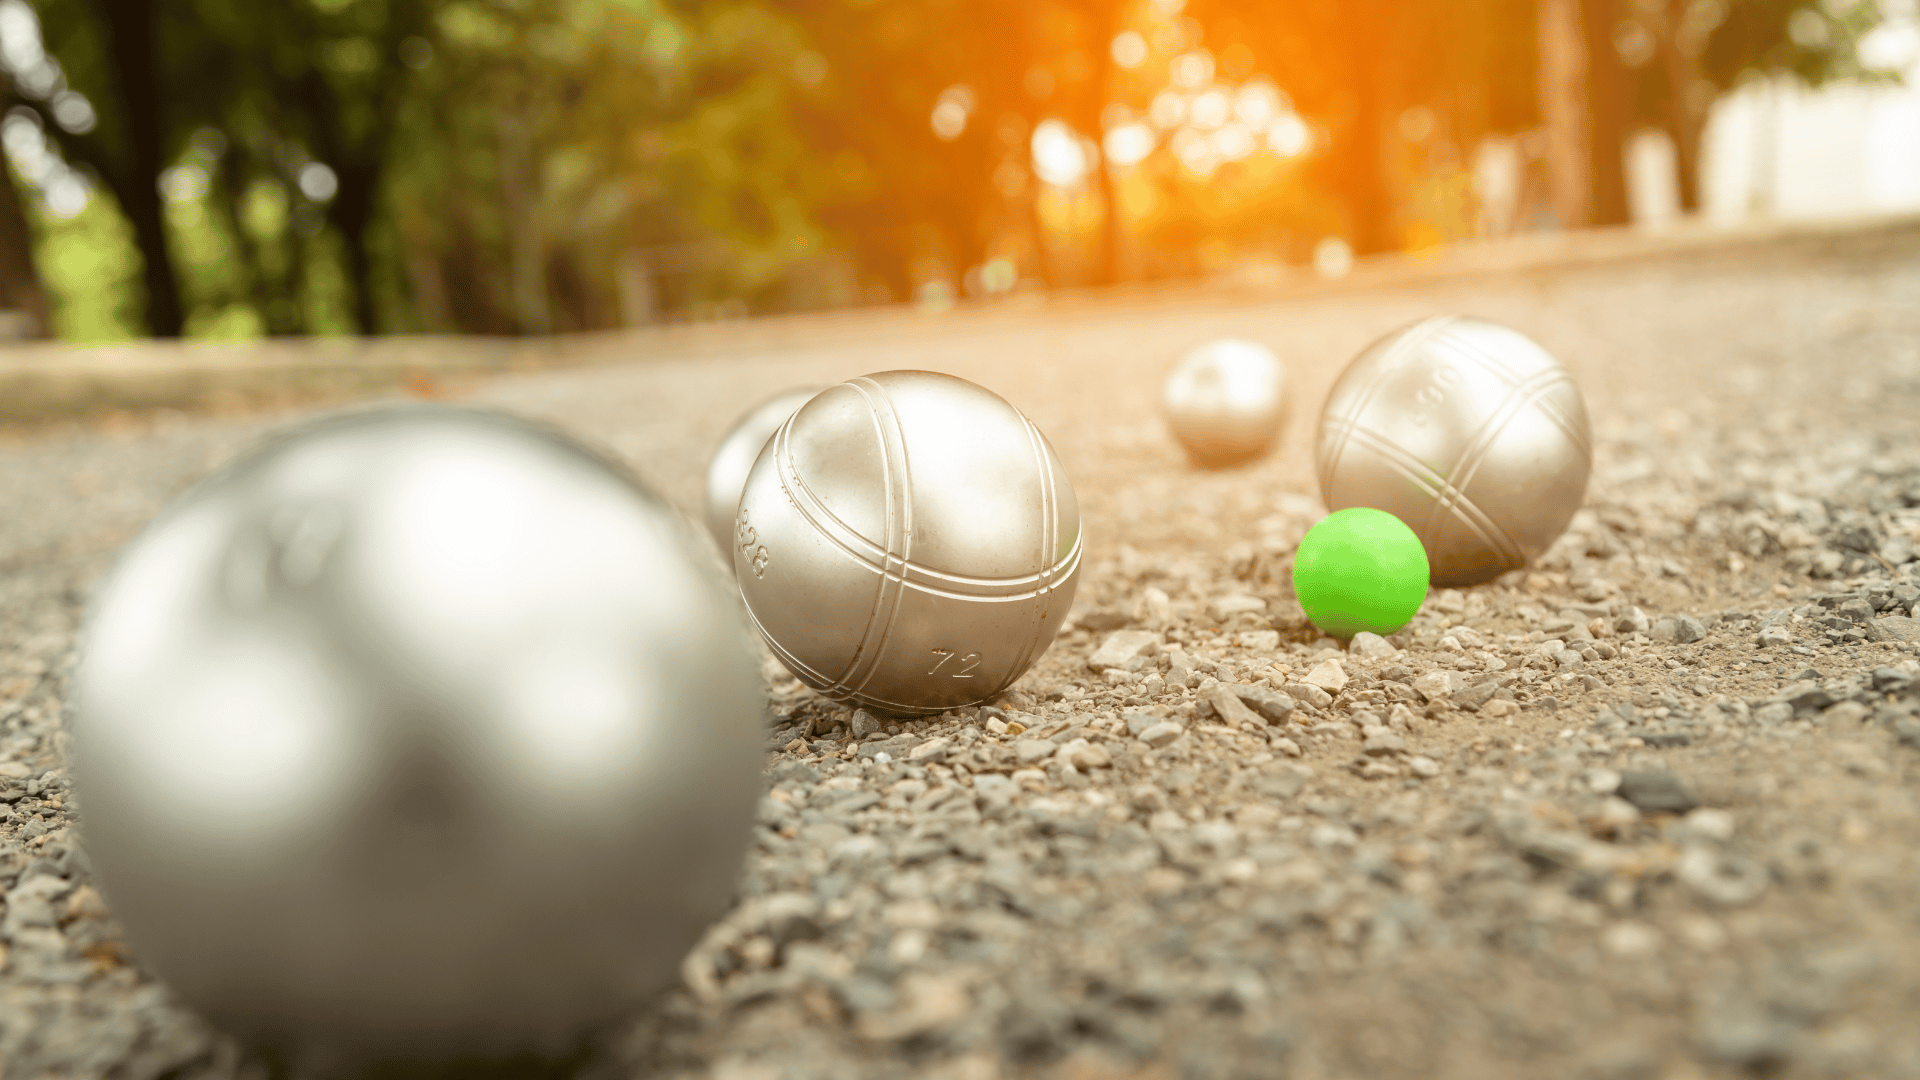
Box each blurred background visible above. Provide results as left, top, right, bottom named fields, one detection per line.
left=0, top=0, right=1914, bottom=344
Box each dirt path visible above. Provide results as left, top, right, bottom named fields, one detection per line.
left=3, top=230, right=1920, bottom=1079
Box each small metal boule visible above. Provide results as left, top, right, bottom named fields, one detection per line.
left=704, top=386, right=826, bottom=560
left=1315, top=315, right=1592, bottom=587
left=72, top=406, right=764, bottom=1064
left=1161, top=338, right=1288, bottom=468
left=734, top=370, right=1081, bottom=717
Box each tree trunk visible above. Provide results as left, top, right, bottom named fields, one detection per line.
left=1538, top=0, right=1591, bottom=230
left=1658, top=0, right=1704, bottom=213
left=497, top=111, right=550, bottom=335
left=0, top=159, right=50, bottom=338
left=330, top=160, right=381, bottom=335
left=97, top=0, right=184, bottom=337
left=1580, top=0, right=1631, bottom=226
left=1339, top=42, right=1396, bottom=256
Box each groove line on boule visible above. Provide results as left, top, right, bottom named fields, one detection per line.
left=1338, top=423, right=1519, bottom=569
left=1318, top=316, right=1450, bottom=498
left=842, top=377, right=917, bottom=703
left=1419, top=365, right=1571, bottom=565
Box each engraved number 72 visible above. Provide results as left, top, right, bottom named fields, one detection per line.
left=927, top=648, right=983, bottom=677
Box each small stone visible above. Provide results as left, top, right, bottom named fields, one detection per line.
left=1124, top=712, right=1164, bottom=737
left=908, top=737, right=951, bottom=763
left=850, top=710, right=883, bottom=738
left=1204, top=684, right=1267, bottom=729
left=1616, top=770, right=1700, bottom=814
left=1088, top=630, right=1161, bottom=672
left=1481, top=698, right=1519, bottom=717
left=1015, top=740, right=1056, bottom=766
left=1585, top=768, right=1622, bottom=794
left=1676, top=847, right=1769, bottom=906
left=985, top=716, right=1010, bottom=735
left=1595, top=797, right=1641, bottom=831
left=1361, top=730, right=1407, bottom=756
left=1866, top=615, right=1920, bottom=643
left=1211, top=594, right=1268, bottom=622
left=1752, top=701, right=1793, bottom=725
left=1010, top=768, right=1049, bottom=791
left=1453, top=682, right=1501, bottom=711
left=1359, top=760, right=1401, bottom=781
left=1139, top=722, right=1185, bottom=748
left=1756, top=624, right=1793, bottom=647
left=1411, top=671, right=1463, bottom=703
left=1136, top=586, right=1174, bottom=627
left=1349, top=631, right=1397, bottom=658
left=1406, top=755, right=1440, bottom=778
left=1602, top=921, right=1662, bottom=958
left=1237, top=629, right=1281, bottom=652
left=1284, top=682, right=1334, bottom=710
left=1679, top=808, right=1736, bottom=844
left=1303, top=659, right=1349, bottom=693
left=1614, top=607, right=1651, bottom=634
left=1820, top=700, right=1870, bottom=728
left=1065, top=740, right=1112, bottom=771
left=1270, top=736, right=1303, bottom=758
left=1229, top=685, right=1296, bottom=724
left=1648, top=618, right=1679, bottom=643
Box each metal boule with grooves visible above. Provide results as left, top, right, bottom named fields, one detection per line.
left=733, top=370, right=1081, bottom=716
left=704, top=385, right=827, bottom=562
left=1316, top=315, right=1592, bottom=587
left=71, top=405, right=764, bottom=1065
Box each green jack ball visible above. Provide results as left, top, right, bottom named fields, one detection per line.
left=1291, top=507, right=1429, bottom=639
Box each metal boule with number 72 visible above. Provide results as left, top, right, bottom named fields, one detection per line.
left=733, top=370, right=1082, bottom=716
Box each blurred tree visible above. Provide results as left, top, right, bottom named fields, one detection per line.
left=14, top=0, right=187, bottom=335
left=1581, top=0, right=1630, bottom=225
left=1189, top=0, right=1540, bottom=255
left=1609, top=0, right=1890, bottom=214
left=0, top=153, right=51, bottom=338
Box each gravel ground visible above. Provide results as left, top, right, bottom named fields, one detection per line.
left=5, top=228, right=1920, bottom=1080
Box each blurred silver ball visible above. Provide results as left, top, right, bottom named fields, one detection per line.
left=1162, top=339, right=1288, bottom=468
left=73, top=406, right=764, bottom=1061
left=1316, top=316, right=1592, bottom=587
left=704, top=386, right=825, bottom=560
left=734, top=371, right=1081, bottom=717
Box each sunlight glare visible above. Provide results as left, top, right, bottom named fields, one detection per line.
left=1104, top=122, right=1157, bottom=168
left=1031, top=118, right=1091, bottom=187
left=1150, top=89, right=1188, bottom=129
left=1170, top=50, right=1214, bottom=90
left=1189, top=89, right=1230, bottom=130
left=1268, top=115, right=1310, bottom=157
left=1111, top=30, right=1149, bottom=69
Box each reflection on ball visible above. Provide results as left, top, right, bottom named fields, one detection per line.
left=1292, top=508, right=1429, bottom=638
left=73, top=406, right=764, bottom=1062
left=1316, top=316, right=1592, bottom=587
left=704, top=386, right=825, bottom=561
left=1161, top=338, right=1288, bottom=468
left=734, top=371, right=1081, bottom=717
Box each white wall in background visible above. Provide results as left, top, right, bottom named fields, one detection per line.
left=1701, top=15, right=1920, bottom=224
left=1626, top=128, right=1680, bottom=229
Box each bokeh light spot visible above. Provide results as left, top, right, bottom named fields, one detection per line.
left=1111, top=30, right=1148, bottom=69
left=1268, top=115, right=1310, bottom=157
left=1104, top=123, right=1156, bottom=168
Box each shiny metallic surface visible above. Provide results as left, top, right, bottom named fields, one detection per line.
left=1315, top=316, right=1592, bottom=587
left=71, top=406, right=765, bottom=1061
left=704, top=386, right=826, bottom=559
left=1161, top=338, right=1288, bottom=468
left=734, top=371, right=1081, bottom=717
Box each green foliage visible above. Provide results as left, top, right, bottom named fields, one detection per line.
left=11, top=0, right=1899, bottom=341
left=26, top=179, right=141, bottom=342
